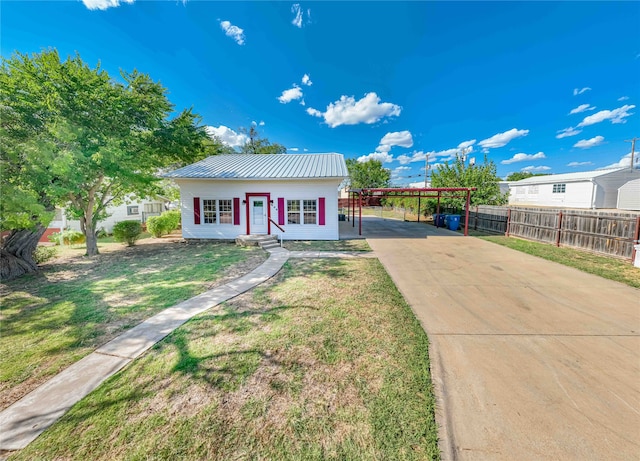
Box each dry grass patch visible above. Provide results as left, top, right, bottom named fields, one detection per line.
left=12, top=258, right=439, bottom=461
left=0, top=241, right=266, bottom=411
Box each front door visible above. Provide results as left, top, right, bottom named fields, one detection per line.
left=249, top=197, right=268, bottom=234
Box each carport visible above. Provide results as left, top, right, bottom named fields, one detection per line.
left=346, top=187, right=476, bottom=236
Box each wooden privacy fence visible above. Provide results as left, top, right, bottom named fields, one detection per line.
left=462, top=206, right=640, bottom=261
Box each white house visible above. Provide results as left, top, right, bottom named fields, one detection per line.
left=508, top=168, right=640, bottom=209
left=164, top=153, right=349, bottom=240
left=617, top=178, right=640, bottom=211
left=44, top=196, right=167, bottom=241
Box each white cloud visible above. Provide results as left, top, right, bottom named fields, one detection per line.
left=478, top=128, right=529, bottom=149
left=357, top=152, right=393, bottom=163
left=573, top=87, right=591, bottom=96
left=278, top=84, right=303, bottom=104
left=220, top=20, right=245, bottom=45
left=259, top=121, right=265, bottom=126
left=306, top=107, right=322, bottom=117
left=394, top=166, right=411, bottom=171
left=521, top=165, right=551, bottom=172
left=289, top=147, right=299, bottom=152
left=602, top=151, right=640, bottom=169
left=618, top=96, right=629, bottom=101
left=567, top=161, right=593, bottom=167
left=501, top=152, right=546, bottom=165
left=377, top=130, right=413, bottom=152
left=205, top=125, right=248, bottom=148
left=577, top=105, right=635, bottom=127
left=301, top=74, right=312, bottom=86
left=573, top=135, right=605, bottom=149
left=458, top=139, right=476, bottom=149
left=306, top=92, right=401, bottom=128
left=291, top=4, right=310, bottom=28
left=556, top=127, right=582, bottom=139
left=82, top=0, right=133, bottom=10
left=569, top=104, right=595, bottom=115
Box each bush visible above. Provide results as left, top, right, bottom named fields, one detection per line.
left=96, top=227, right=108, bottom=239
left=112, top=220, right=142, bottom=246
left=47, top=230, right=86, bottom=246
left=146, top=210, right=181, bottom=238
left=33, top=246, right=58, bottom=264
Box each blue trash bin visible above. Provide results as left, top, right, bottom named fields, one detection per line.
left=448, top=214, right=461, bottom=231
left=434, top=214, right=446, bottom=227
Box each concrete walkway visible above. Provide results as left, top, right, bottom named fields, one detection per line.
left=0, top=247, right=291, bottom=451
left=0, top=246, right=376, bottom=453
left=359, top=217, right=640, bottom=460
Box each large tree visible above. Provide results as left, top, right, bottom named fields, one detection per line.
left=1, top=50, right=209, bottom=279
left=239, top=126, right=286, bottom=155
left=431, top=154, right=507, bottom=210
left=346, top=158, right=391, bottom=189
left=505, top=171, right=549, bottom=181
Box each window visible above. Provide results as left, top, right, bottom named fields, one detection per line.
left=287, top=199, right=317, bottom=225
left=219, top=199, right=232, bottom=224
left=552, top=183, right=566, bottom=194
left=303, top=200, right=317, bottom=224
left=287, top=200, right=300, bottom=224
left=144, top=203, right=163, bottom=214
left=202, top=199, right=233, bottom=224
left=127, top=206, right=139, bottom=215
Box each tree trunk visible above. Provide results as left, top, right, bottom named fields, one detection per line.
left=84, top=220, right=99, bottom=256
left=0, top=226, right=45, bottom=281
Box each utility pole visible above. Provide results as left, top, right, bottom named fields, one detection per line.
left=425, top=153, right=430, bottom=187
left=624, top=137, right=638, bottom=169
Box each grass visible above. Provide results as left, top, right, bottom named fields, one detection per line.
left=283, top=239, right=371, bottom=252
left=11, top=258, right=439, bottom=460
left=471, top=231, right=640, bottom=289
left=0, top=241, right=266, bottom=411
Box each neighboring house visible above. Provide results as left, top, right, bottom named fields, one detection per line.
left=508, top=168, right=640, bottom=209
left=617, top=178, right=640, bottom=211
left=164, top=153, right=348, bottom=240
left=44, top=197, right=167, bottom=242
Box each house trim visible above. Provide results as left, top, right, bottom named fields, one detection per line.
left=245, top=192, right=271, bottom=235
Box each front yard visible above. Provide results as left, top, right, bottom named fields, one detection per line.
left=0, top=239, right=266, bottom=411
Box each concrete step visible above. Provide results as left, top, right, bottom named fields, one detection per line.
left=259, top=241, right=280, bottom=250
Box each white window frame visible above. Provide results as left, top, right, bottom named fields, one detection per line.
left=287, top=199, right=317, bottom=225
left=201, top=198, right=233, bottom=225
left=552, top=183, right=566, bottom=194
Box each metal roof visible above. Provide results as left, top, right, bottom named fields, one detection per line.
left=164, top=153, right=348, bottom=180
left=511, top=168, right=627, bottom=185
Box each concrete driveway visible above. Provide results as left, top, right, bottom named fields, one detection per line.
left=353, top=217, right=640, bottom=460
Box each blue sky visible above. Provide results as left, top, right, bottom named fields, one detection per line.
left=2, top=1, right=639, bottom=183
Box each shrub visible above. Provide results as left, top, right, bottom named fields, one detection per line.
left=33, top=246, right=58, bottom=264
left=146, top=210, right=181, bottom=238
left=96, top=227, right=108, bottom=239
left=47, top=230, right=86, bottom=246
left=112, top=220, right=142, bottom=246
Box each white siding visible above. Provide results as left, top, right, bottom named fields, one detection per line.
left=617, top=178, right=640, bottom=210
left=594, top=170, right=640, bottom=208
left=509, top=181, right=594, bottom=208
left=48, top=199, right=166, bottom=233
left=177, top=179, right=342, bottom=240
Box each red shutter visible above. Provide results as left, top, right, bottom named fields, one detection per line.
left=193, top=197, right=201, bottom=225
left=233, top=198, right=240, bottom=225
left=319, top=197, right=326, bottom=226
left=278, top=198, right=285, bottom=225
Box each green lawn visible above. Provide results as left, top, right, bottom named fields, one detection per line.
left=472, top=232, right=640, bottom=289
left=11, top=258, right=439, bottom=461
left=0, top=241, right=266, bottom=411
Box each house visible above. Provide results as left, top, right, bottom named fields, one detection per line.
left=617, top=178, right=640, bottom=211
left=164, top=153, right=349, bottom=240
left=44, top=196, right=167, bottom=242
left=508, top=168, right=640, bottom=209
